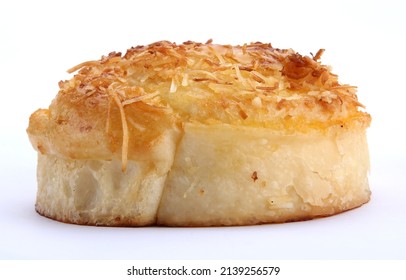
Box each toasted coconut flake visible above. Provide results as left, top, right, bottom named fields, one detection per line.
left=251, top=71, right=267, bottom=83
left=170, top=77, right=177, bottom=93
left=312, top=49, right=325, bottom=61
left=193, top=78, right=217, bottom=83
left=256, top=86, right=278, bottom=92
left=189, top=69, right=219, bottom=81
left=122, top=91, right=161, bottom=106
left=67, top=60, right=99, bottom=74
left=234, top=65, right=250, bottom=89
left=332, top=85, right=358, bottom=90
left=209, top=46, right=226, bottom=65
left=237, top=104, right=248, bottom=119
left=181, top=73, right=189, bottom=86
left=112, top=93, right=129, bottom=172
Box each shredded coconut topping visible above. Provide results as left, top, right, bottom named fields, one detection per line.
left=56, top=40, right=370, bottom=168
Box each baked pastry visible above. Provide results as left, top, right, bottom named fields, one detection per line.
left=27, top=40, right=371, bottom=226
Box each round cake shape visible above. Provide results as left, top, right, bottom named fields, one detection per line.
left=27, top=40, right=371, bottom=226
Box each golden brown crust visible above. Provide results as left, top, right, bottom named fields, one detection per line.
left=27, top=41, right=371, bottom=166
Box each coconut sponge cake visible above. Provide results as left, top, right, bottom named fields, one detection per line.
left=27, top=40, right=371, bottom=226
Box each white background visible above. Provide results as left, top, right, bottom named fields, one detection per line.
left=0, top=0, right=405, bottom=259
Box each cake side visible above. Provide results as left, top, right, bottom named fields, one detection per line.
left=157, top=123, right=370, bottom=226
left=35, top=121, right=370, bottom=226
left=36, top=155, right=169, bottom=226
left=35, top=121, right=180, bottom=226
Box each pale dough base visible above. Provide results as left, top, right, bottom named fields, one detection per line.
left=35, top=123, right=370, bottom=226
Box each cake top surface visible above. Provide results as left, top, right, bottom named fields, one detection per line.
left=59, top=40, right=369, bottom=129
left=27, top=40, right=371, bottom=167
